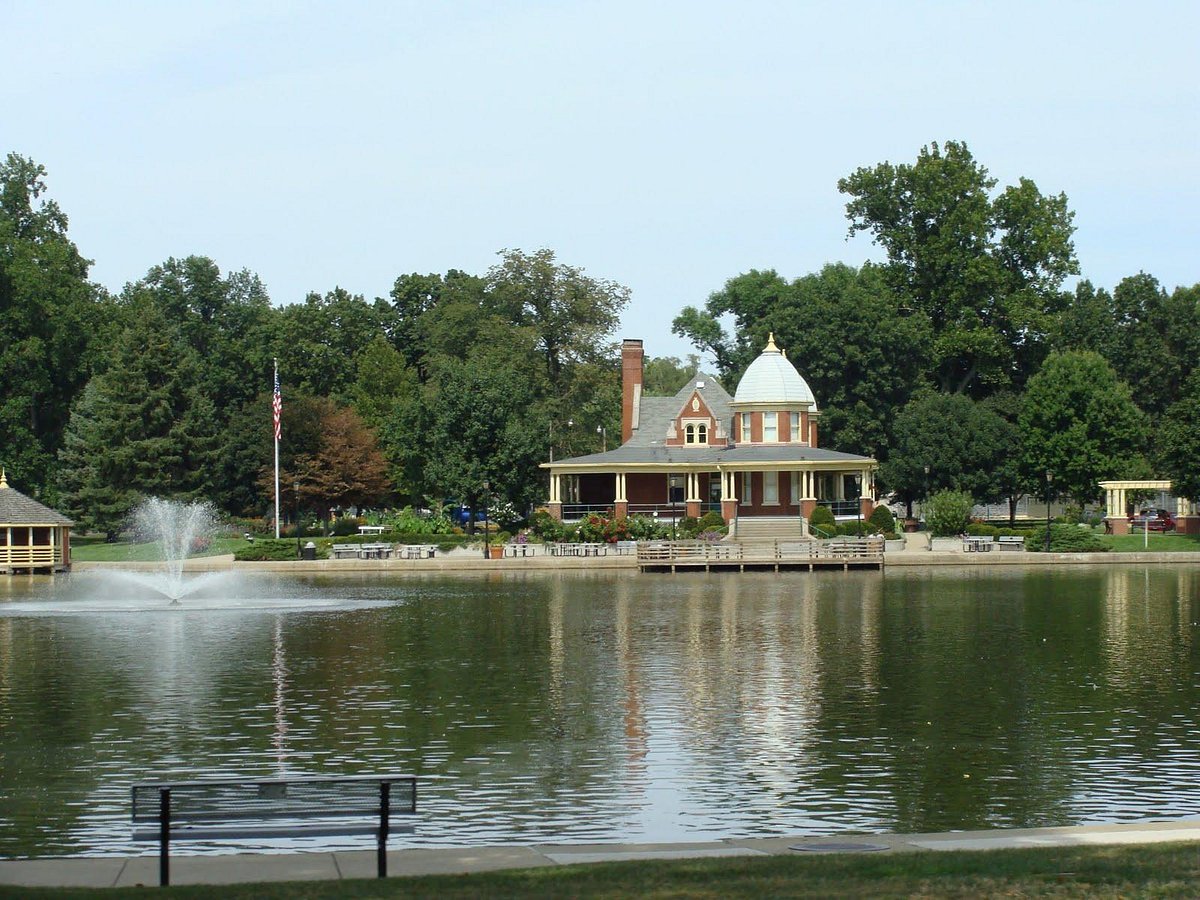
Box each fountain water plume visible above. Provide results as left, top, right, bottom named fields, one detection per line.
left=132, top=498, right=217, bottom=602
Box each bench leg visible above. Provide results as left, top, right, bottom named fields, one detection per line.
left=159, top=787, right=171, bottom=887
left=378, top=781, right=391, bottom=878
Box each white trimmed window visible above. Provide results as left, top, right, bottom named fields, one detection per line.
left=763, top=472, right=779, bottom=505
left=740, top=412, right=751, bottom=442
left=763, top=412, right=777, bottom=443
left=741, top=471, right=752, bottom=505
left=790, top=412, right=800, bottom=443
left=790, top=472, right=800, bottom=504
left=683, top=419, right=709, bottom=445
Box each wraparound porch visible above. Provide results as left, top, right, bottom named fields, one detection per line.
left=545, top=466, right=875, bottom=525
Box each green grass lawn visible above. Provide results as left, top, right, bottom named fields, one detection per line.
left=70, top=536, right=251, bottom=562
left=6, top=841, right=1200, bottom=899
left=1100, top=531, right=1200, bottom=552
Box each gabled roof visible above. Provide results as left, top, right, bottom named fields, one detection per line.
left=0, top=472, right=74, bottom=526
left=625, top=372, right=733, bottom=448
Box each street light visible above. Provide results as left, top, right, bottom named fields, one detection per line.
left=482, top=480, right=491, bottom=559
left=549, top=418, right=574, bottom=463
left=596, top=424, right=607, bottom=453
left=854, top=473, right=862, bottom=533
left=1044, top=471, right=1053, bottom=552
left=293, top=481, right=301, bottom=558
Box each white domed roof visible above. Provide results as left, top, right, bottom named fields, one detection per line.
left=733, top=334, right=817, bottom=408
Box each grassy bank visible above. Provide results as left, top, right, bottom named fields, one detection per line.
left=70, top=536, right=250, bottom=562
left=7, top=842, right=1200, bottom=899
left=1102, top=532, right=1200, bottom=552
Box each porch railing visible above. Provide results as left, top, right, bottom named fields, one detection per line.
left=1, top=546, right=64, bottom=566
left=816, top=499, right=862, bottom=518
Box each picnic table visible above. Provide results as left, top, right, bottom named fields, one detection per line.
left=504, top=543, right=534, bottom=557
left=400, top=544, right=436, bottom=559
left=963, top=535, right=994, bottom=552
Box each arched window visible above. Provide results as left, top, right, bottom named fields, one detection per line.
left=685, top=424, right=696, bottom=443
left=697, top=423, right=708, bottom=444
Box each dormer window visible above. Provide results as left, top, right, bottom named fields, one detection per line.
left=684, top=421, right=709, bottom=445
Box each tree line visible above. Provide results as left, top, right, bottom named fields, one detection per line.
left=3, top=142, right=1197, bottom=535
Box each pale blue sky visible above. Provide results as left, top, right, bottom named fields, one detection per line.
left=5, top=1, right=1197, bottom=360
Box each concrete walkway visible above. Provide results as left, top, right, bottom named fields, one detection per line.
left=3, top=820, right=1200, bottom=888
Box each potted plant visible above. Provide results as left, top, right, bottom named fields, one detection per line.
left=488, top=530, right=509, bottom=559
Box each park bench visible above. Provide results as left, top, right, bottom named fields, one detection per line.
left=132, top=774, right=417, bottom=886
left=963, top=535, right=994, bottom=552
left=331, top=544, right=360, bottom=559
left=997, top=535, right=1025, bottom=551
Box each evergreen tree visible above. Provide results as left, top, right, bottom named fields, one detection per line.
left=57, top=306, right=217, bottom=534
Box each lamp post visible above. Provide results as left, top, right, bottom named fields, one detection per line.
left=293, top=481, right=301, bottom=558
left=1044, top=471, right=1053, bottom=552
left=482, top=480, right=490, bottom=559
left=854, top=473, right=862, bottom=533
left=597, top=424, right=607, bottom=453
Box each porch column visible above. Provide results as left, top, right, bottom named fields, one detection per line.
left=548, top=472, right=563, bottom=521
left=1104, top=485, right=1127, bottom=535
left=614, top=472, right=628, bottom=520
left=685, top=471, right=701, bottom=519
left=720, top=469, right=738, bottom=523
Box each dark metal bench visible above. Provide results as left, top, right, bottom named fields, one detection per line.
left=132, top=774, right=417, bottom=886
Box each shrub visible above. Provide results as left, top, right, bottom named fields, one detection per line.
left=676, top=515, right=700, bottom=538
left=331, top=517, right=361, bottom=537
left=867, top=504, right=895, bottom=534
left=697, top=511, right=725, bottom=531
left=234, top=540, right=304, bottom=561
left=1027, top=523, right=1109, bottom=552
left=625, top=514, right=665, bottom=540
left=494, top=530, right=511, bottom=545
left=809, top=505, right=836, bottom=528
left=926, top=490, right=974, bottom=536
left=530, top=510, right=563, bottom=542
left=837, top=521, right=872, bottom=536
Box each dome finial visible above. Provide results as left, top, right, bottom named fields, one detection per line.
left=0, top=469, right=7, bottom=488
left=765, top=332, right=779, bottom=352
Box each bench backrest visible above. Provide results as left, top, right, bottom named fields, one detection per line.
left=132, top=775, right=416, bottom=830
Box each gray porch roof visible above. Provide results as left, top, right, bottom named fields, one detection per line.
left=0, top=477, right=74, bottom=526
left=547, top=445, right=873, bottom=468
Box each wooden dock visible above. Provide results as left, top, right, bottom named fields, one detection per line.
left=636, top=537, right=884, bottom=572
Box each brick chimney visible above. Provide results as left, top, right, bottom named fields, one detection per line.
left=621, top=339, right=643, bottom=444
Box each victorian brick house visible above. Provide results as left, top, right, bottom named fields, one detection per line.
left=543, top=336, right=877, bottom=533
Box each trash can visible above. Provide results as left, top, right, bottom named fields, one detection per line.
left=301, top=541, right=317, bottom=561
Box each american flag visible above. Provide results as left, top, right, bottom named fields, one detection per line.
left=272, top=369, right=282, bottom=442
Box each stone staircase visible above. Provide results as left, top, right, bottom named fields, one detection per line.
left=730, top=516, right=809, bottom=543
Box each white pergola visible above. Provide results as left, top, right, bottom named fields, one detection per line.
left=1098, top=480, right=1196, bottom=520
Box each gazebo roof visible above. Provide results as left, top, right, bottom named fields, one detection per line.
left=0, top=471, right=74, bottom=526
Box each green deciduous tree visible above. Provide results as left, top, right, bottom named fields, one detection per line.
left=880, top=392, right=1017, bottom=517
left=485, top=248, right=629, bottom=386
left=839, top=140, right=1077, bottom=395
left=643, top=355, right=700, bottom=396
left=0, top=153, right=106, bottom=494
left=1018, top=351, right=1148, bottom=504
left=673, top=263, right=927, bottom=457
left=1157, top=372, right=1200, bottom=502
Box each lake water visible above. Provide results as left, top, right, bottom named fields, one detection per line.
left=2, top=565, right=1199, bottom=857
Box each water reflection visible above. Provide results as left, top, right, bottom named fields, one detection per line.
left=1, top=567, right=1200, bottom=857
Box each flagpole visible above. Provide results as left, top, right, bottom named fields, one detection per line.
left=274, top=359, right=280, bottom=539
